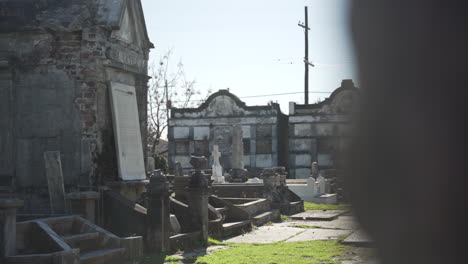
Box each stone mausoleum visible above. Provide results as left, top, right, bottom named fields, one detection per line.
left=0, top=0, right=153, bottom=211
left=168, top=80, right=359, bottom=179
left=168, top=89, right=289, bottom=173
left=288, top=80, right=359, bottom=178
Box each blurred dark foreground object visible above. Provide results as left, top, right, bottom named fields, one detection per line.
left=349, top=1, right=468, bottom=264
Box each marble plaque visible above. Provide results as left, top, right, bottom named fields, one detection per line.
left=110, top=82, right=146, bottom=180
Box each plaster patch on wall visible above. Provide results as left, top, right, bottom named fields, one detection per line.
left=243, top=155, right=250, bottom=166
left=174, top=156, right=191, bottom=168
left=242, top=126, right=251, bottom=138
left=255, top=154, right=272, bottom=168
left=173, top=127, right=189, bottom=139
left=292, top=139, right=314, bottom=152
left=294, top=123, right=312, bottom=137
left=193, top=127, right=210, bottom=140
left=295, top=168, right=311, bottom=179
left=295, top=154, right=311, bottom=167
left=318, top=154, right=334, bottom=167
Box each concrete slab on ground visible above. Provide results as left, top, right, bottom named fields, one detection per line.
left=291, top=210, right=348, bottom=221
left=223, top=225, right=304, bottom=244
left=285, top=228, right=352, bottom=242
left=342, top=229, right=374, bottom=246
left=277, top=216, right=359, bottom=230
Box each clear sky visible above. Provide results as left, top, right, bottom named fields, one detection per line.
left=140, top=0, right=357, bottom=114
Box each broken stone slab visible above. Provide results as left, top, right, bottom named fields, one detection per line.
left=342, top=229, right=375, bottom=247
left=0, top=198, right=24, bottom=257
left=170, top=214, right=181, bottom=234
left=291, top=210, right=348, bottom=221
left=277, top=216, right=360, bottom=230
left=285, top=228, right=352, bottom=242
left=44, top=151, right=67, bottom=214
left=223, top=225, right=304, bottom=244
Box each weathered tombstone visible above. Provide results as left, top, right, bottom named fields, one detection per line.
left=44, top=151, right=67, bottom=214
left=110, top=82, right=146, bottom=181
left=146, top=170, right=171, bottom=253
left=311, top=161, right=319, bottom=179
left=186, top=156, right=210, bottom=242
left=316, top=175, right=326, bottom=195
left=229, top=125, right=248, bottom=182
left=211, top=145, right=225, bottom=184
left=0, top=198, right=23, bottom=257
left=174, top=162, right=183, bottom=177
left=169, top=214, right=181, bottom=235
left=147, top=157, right=155, bottom=173
left=307, top=176, right=318, bottom=196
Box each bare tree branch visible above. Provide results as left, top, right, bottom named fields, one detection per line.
left=147, top=49, right=211, bottom=156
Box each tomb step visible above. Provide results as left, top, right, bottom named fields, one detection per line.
left=222, top=220, right=251, bottom=238
left=235, top=198, right=270, bottom=216
left=62, top=232, right=99, bottom=245
left=80, top=248, right=125, bottom=264
left=252, top=209, right=280, bottom=226
left=222, top=220, right=250, bottom=230
left=62, top=232, right=100, bottom=252
left=289, top=201, right=305, bottom=215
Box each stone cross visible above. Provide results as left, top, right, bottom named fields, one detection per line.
left=212, top=145, right=221, bottom=167
left=211, top=145, right=225, bottom=184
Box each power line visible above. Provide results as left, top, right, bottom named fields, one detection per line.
left=170, top=91, right=332, bottom=103
left=239, top=91, right=330, bottom=99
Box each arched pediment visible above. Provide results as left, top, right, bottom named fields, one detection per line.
left=172, top=90, right=283, bottom=118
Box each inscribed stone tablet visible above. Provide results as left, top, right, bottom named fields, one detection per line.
left=110, top=82, right=146, bottom=180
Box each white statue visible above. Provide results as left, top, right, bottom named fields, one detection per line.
left=211, top=145, right=225, bottom=184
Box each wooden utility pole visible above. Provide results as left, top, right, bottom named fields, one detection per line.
left=165, top=80, right=170, bottom=119
left=298, top=6, right=314, bottom=104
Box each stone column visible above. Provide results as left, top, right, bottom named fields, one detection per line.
left=262, top=168, right=278, bottom=203
left=0, top=199, right=23, bottom=257
left=230, top=125, right=247, bottom=182
left=66, top=191, right=100, bottom=223
left=186, top=156, right=210, bottom=242
left=146, top=170, right=172, bottom=253
left=311, top=161, right=319, bottom=179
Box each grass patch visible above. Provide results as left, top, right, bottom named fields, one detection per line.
left=303, top=202, right=350, bottom=211
left=280, top=214, right=291, bottom=221
left=165, top=256, right=182, bottom=263
left=207, top=237, right=226, bottom=246
left=193, top=240, right=349, bottom=264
